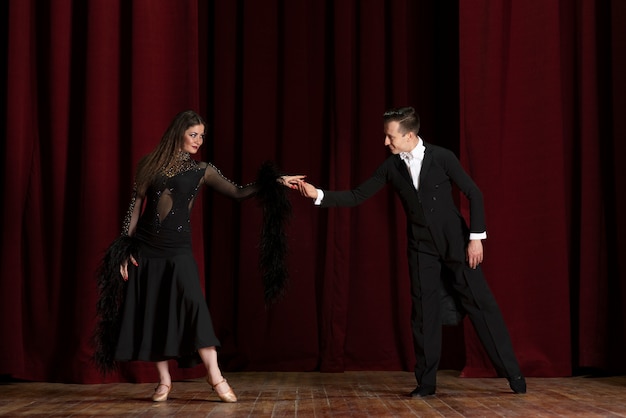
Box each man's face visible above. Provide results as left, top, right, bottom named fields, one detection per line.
left=384, top=121, right=413, bottom=154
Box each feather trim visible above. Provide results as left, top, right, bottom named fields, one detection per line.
left=256, top=161, right=293, bottom=305
left=92, top=235, right=137, bottom=374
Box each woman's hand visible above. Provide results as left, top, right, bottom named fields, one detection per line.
left=277, top=175, right=306, bottom=189
left=120, top=254, right=138, bottom=281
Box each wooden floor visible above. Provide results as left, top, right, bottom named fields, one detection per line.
left=1, top=370, right=625, bottom=417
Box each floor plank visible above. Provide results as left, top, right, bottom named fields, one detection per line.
left=1, top=370, right=625, bottom=417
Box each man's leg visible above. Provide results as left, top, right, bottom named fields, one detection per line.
left=408, top=226, right=442, bottom=396
left=448, top=263, right=526, bottom=393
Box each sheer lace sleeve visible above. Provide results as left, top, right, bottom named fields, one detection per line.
left=201, top=162, right=259, bottom=200
left=121, top=184, right=143, bottom=236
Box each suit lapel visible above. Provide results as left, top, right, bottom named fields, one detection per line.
left=419, top=142, right=433, bottom=189
left=394, top=154, right=413, bottom=187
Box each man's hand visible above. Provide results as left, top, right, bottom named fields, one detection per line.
left=297, top=181, right=319, bottom=199
left=466, top=239, right=483, bottom=269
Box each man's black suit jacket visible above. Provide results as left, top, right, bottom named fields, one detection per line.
left=320, top=142, right=486, bottom=264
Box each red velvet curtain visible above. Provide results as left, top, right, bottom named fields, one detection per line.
left=458, top=0, right=626, bottom=377
left=1, top=0, right=624, bottom=384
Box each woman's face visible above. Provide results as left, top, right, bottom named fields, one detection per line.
left=181, top=124, right=205, bottom=154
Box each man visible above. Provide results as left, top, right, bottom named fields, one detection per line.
left=297, top=107, right=526, bottom=397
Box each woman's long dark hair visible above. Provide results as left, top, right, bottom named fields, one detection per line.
left=134, top=110, right=206, bottom=195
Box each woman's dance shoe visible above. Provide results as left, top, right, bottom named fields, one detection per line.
left=207, top=376, right=238, bottom=402
left=152, top=383, right=172, bottom=402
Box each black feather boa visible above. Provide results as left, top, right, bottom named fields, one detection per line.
left=92, top=235, right=136, bottom=374
left=255, top=161, right=293, bottom=305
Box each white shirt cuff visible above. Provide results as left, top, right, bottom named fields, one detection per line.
left=470, top=232, right=487, bottom=240
left=314, top=189, right=324, bottom=205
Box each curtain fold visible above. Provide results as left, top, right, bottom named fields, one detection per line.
left=459, top=0, right=573, bottom=377
left=1, top=0, right=624, bottom=383
left=2, top=0, right=38, bottom=378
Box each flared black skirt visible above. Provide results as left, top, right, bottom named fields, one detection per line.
left=114, top=230, right=220, bottom=368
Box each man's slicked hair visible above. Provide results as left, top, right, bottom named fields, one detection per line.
left=383, top=106, right=420, bottom=135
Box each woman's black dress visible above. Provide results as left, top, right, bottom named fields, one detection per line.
left=114, top=159, right=256, bottom=368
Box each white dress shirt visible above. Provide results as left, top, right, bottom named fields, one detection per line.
left=399, top=138, right=425, bottom=189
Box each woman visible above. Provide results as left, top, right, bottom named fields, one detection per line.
left=95, top=110, right=303, bottom=402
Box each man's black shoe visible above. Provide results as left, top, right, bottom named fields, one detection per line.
left=408, top=385, right=436, bottom=397
left=508, top=375, right=527, bottom=394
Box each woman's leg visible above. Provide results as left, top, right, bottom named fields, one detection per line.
left=152, top=360, right=172, bottom=401
left=198, top=346, right=222, bottom=384
left=155, top=360, right=172, bottom=387
left=198, top=346, right=237, bottom=401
